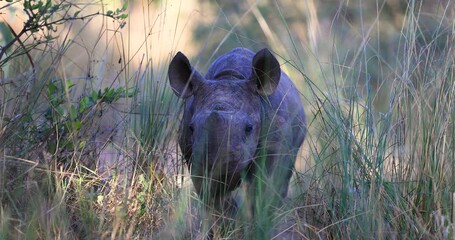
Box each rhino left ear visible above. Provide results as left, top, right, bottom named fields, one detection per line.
left=251, top=48, right=281, bottom=96
left=168, top=51, right=204, bottom=98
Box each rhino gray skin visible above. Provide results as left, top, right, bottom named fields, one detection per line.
left=168, top=48, right=306, bottom=213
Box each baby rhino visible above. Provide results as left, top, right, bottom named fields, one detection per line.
left=168, top=48, right=306, bottom=228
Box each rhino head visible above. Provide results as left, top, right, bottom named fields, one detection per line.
left=168, top=48, right=281, bottom=199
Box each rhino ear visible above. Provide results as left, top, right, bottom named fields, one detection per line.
left=251, top=48, right=281, bottom=96
left=168, top=52, right=204, bottom=98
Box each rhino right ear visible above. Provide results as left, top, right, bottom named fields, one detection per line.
left=168, top=52, right=204, bottom=98
left=251, top=48, right=281, bottom=96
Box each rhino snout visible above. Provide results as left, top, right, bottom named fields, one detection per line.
left=190, top=111, right=254, bottom=172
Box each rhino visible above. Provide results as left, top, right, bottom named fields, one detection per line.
left=168, top=47, right=306, bottom=232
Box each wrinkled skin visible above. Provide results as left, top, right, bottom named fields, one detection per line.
left=168, top=48, right=306, bottom=220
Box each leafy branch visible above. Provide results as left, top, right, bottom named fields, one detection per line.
left=0, top=0, right=129, bottom=67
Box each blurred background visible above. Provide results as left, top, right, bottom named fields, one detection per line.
left=2, top=0, right=452, bottom=107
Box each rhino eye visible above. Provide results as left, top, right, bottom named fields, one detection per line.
left=245, top=124, right=253, bottom=135
left=188, top=124, right=194, bottom=134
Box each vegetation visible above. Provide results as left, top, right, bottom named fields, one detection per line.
left=1, top=0, right=454, bottom=239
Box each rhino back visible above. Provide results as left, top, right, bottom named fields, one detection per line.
left=254, top=69, right=306, bottom=153
left=205, top=48, right=255, bottom=80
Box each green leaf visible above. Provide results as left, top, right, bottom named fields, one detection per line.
left=121, top=2, right=128, bottom=11
left=91, top=90, right=99, bottom=102
left=48, top=141, right=56, bottom=154
left=0, top=23, right=14, bottom=48
left=79, top=140, right=86, bottom=150
left=24, top=0, right=31, bottom=9
left=31, top=1, right=42, bottom=10
left=66, top=80, right=75, bottom=89
left=47, top=82, right=57, bottom=95
left=37, top=1, right=46, bottom=12
left=69, top=105, right=77, bottom=120
left=44, top=0, right=52, bottom=10
left=118, top=13, right=128, bottom=19
left=79, top=96, right=90, bottom=112
left=139, top=174, right=146, bottom=185
left=73, top=119, right=81, bottom=130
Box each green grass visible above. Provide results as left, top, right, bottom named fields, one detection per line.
left=1, top=0, right=454, bottom=239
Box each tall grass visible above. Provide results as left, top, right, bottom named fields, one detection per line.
left=1, top=0, right=454, bottom=239
left=294, top=1, right=455, bottom=239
